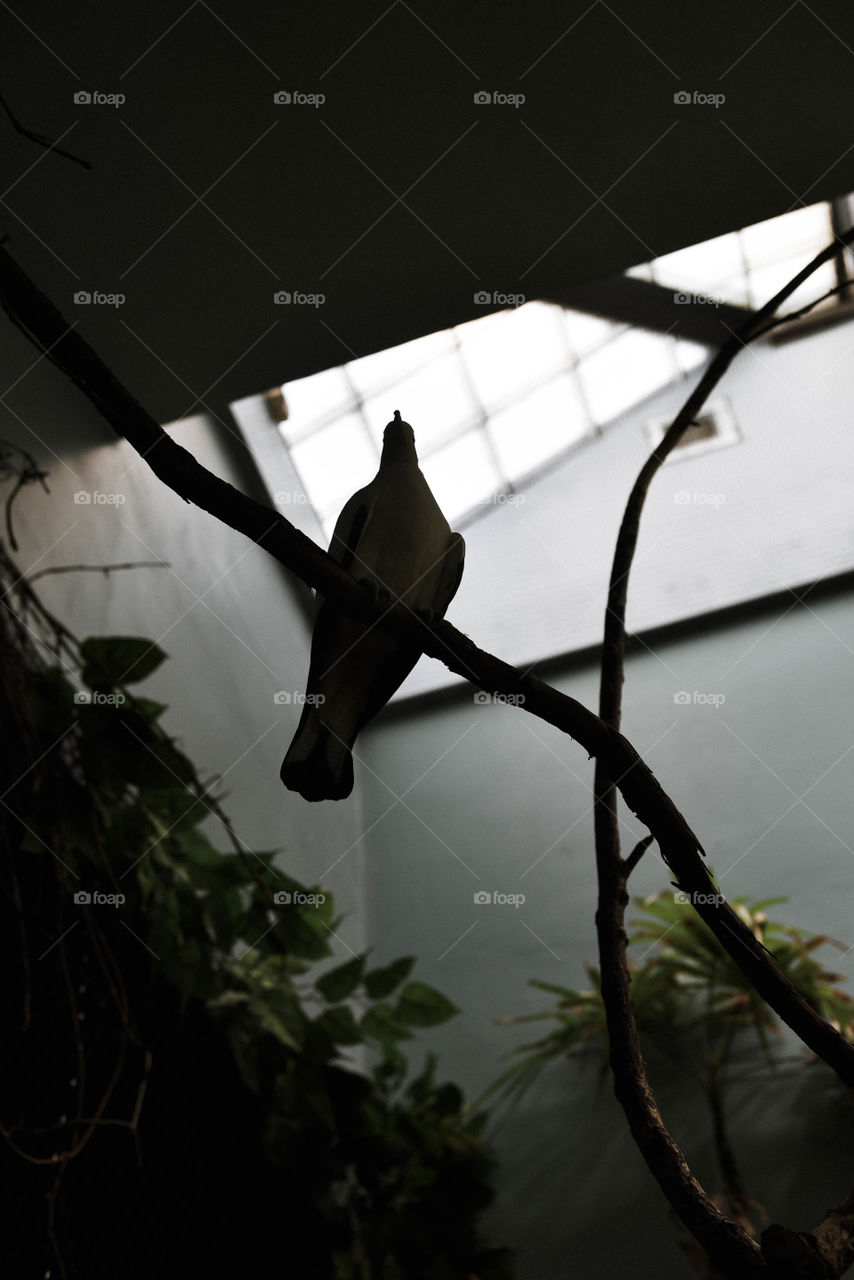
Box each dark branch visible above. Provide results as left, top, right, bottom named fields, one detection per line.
left=1, top=240, right=853, bottom=1095
left=593, top=227, right=854, bottom=1278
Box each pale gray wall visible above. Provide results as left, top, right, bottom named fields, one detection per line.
left=6, top=293, right=854, bottom=1277
left=0, top=318, right=369, bottom=951
left=360, top=588, right=854, bottom=1278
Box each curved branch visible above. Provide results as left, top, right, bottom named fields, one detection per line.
left=594, top=228, right=854, bottom=1276
left=1, top=244, right=853, bottom=1106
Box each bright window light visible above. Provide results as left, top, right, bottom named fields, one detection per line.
left=275, top=200, right=839, bottom=540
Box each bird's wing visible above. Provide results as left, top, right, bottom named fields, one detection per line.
left=431, top=531, right=466, bottom=615
left=327, top=483, right=374, bottom=574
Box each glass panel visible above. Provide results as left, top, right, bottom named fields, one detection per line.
left=457, top=302, right=568, bottom=409
left=488, top=373, right=589, bottom=478
left=562, top=309, right=621, bottom=357
left=347, top=329, right=455, bottom=398
left=578, top=330, right=678, bottom=423
left=289, top=412, right=376, bottom=523
left=420, top=430, right=502, bottom=523
left=279, top=367, right=352, bottom=441
left=361, top=353, right=475, bottom=453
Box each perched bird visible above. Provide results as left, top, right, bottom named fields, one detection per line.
left=281, top=410, right=465, bottom=802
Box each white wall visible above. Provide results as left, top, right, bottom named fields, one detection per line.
left=360, top=590, right=854, bottom=1277
left=0, top=317, right=369, bottom=953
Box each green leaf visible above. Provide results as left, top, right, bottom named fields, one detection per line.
left=315, top=1005, right=363, bottom=1045
left=361, top=1003, right=414, bottom=1044
left=395, top=981, right=459, bottom=1027
left=80, top=636, right=167, bottom=687
left=316, top=954, right=365, bottom=1002
left=363, top=955, right=415, bottom=999
left=131, top=696, right=169, bottom=721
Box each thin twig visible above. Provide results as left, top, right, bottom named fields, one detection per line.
left=28, top=561, right=169, bottom=583
left=593, top=227, right=854, bottom=1278
left=0, top=89, right=91, bottom=170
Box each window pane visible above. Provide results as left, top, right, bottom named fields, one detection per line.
left=488, top=373, right=589, bottom=479
left=579, top=330, right=678, bottom=423
left=361, top=353, right=475, bottom=453
left=420, top=430, right=501, bottom=523
left=458, top=302, right=568, bottom=409
left=347, top=330, right=455, bottom=399
left=289, top=412, right=376, bottom=524
left=280, top=368, right=351, bottom=441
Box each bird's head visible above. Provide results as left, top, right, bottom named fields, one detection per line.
left=381, top=409, right=417, bottom=461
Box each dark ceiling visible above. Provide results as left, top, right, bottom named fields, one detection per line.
left=4, top=1, right=854, bottom=423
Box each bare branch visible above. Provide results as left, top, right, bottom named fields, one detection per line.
left=1, top=242, right=853, bottom=1102
left=593, top=227, right=854, bottom=1277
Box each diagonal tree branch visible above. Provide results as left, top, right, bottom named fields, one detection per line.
left=593, top=226, right=854, bottom=1278
left=1, top=241, right=853, bottom=1093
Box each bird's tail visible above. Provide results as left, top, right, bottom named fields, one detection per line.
left=280, top=711, right=354, bottom=802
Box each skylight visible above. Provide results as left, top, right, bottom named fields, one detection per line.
left=277, top=200, right=839, bottom=539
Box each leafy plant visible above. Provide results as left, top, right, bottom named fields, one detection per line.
left=482, top=887, right=854, bottom=1273
left=0, top=532, right=512, bottom=1280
